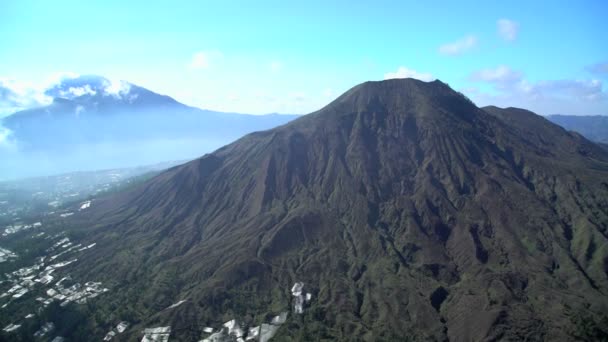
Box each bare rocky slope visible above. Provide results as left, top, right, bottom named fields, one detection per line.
left=60, top=79, right=608, bottom=341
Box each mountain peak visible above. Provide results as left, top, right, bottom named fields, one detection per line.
left=38, top=74, right=186, bottom=110
left=347, top=78, right=454, bottom=96
left=310, top=78, right=479, bottom=129
left=339, top=77, right=451, bottom=101
left=45, top=74, right=130, bottom=100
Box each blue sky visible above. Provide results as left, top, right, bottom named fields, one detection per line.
left=1, top=0, right=607, bottom=115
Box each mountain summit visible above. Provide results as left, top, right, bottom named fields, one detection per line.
left=42, top=74, right=183, bottom=109
left=50, top=78, right=608, bottom=340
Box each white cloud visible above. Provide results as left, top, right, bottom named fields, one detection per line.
left=44, top=72, right=80, bottom=89
left=75, top=105, right=86, bottom=117
left=497, top=19, right=519, bottom=42
left=269, top=61, right=283, bottom=73
left=0, top=125, right=13, bottom=146
left=253, top=90, right=277, bottom=103
left=189, top=50, right=223, bottom=70
left=470, top=65, right=522, bottom=84
left=384, top=66, right=435, bottom=81
left=0, top=122, right=18, bottom=152
left=127, top=93, right=139, bottom=103
left=586, top=62, right=608, bottom=76
left=0, top=71, right=86, bottom=116
left=190, top=53, right=209, bottom=69
left=466, top=65, right=608, bottom=115
left=459, top=86, right=480, bottom=95
left=102, top=79, right=131, bottom=97
left=323, top=88, right=334, bottom=98
left=289, top=92, right=306, bottom=102
left=438, top=35, right=478, bottom=56
left=529, top=79, right=605, bottom=101
left=0, top=78, right=53, bottom=116
left=62, top=85, right=97, bottom=98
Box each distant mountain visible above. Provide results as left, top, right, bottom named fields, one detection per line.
left=43, top=74, right=184, bottom=110
left=0, top=75, right=298, bottom=179
left=547, top=114, right=608, bottom=144
left=42, top=79, right=608, bottom=340
left=3, top=75, right=297, bottom=148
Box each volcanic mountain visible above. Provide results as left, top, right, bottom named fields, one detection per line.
left=53, top=79, right=608, bottom=341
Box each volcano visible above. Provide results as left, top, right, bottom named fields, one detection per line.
left=50, top=79, right=608, bottom=341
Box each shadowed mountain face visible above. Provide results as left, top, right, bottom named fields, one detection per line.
left=64, top=79, right=608, bottom=341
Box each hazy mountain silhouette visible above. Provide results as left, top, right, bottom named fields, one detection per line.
left=547, top=114, right=608, bottom=144
left=0, top=75, right=297, bottom=179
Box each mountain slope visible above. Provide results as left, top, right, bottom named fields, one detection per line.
left=38, top=79, right=608, bottom=341
left=547, top=114, right=608, bottom=144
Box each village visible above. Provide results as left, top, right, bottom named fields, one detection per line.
left=138, top=282, right=312, bottom=342
left=1, top=194, right=314, bottom=342
left=0, top=199, right=111, bottom=341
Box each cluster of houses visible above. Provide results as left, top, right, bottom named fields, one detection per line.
left=104, top=321, right=130, bottom=340
left=142, top=326, right=172, bottom=342
left=30, top=321, right=67, bottom=341
left=291, top=282, right=312, bottom=314
left=0, top=231, right=105, bottom=339
left=141, top=282, right=313, bottom=342
left=0, top=247, right=17, bottom=263
left=1, top=198, right=93, bottom=239
left=2, top=221, right=42, bottom=237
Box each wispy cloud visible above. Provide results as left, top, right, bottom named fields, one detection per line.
left=189, top=50, right=223, bottom=70
left=253, top=90, right=277, bottom=104
left=0, top=125, right=14, bottom=147
left=529, top=79, right=605, bottom=101
left=0, top=73, right=141, bottom=115
left=102, top=79, right=131, bottom=97
left=75, top=105, right=86, bottom=117
left=384, top=66, right=435, bottom=81
left=62, top=85, right=97, bottom=98
left=469, top=65, right=522, bottom=85
left=289, top=92, right=306, bottom=103
left=466, top=65, right=608, bottom=115
left=269, top=61, right=283, bottom=73
left=586, top=62, right=608, bottom=76
left=0, top=78, right=53, bottom=116
left=497, top=19, right=519, bottom=41
left=44, top=72, right=80, bottom=87
left=323, top=88, right=334, bottom=98
left=438, top=35, right=477, bottom=56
